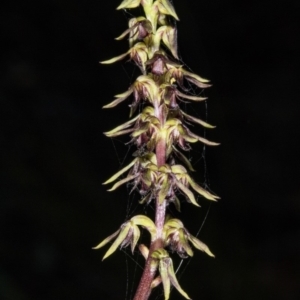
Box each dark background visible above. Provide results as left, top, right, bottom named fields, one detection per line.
left=1, top=0, right=300, bottom=299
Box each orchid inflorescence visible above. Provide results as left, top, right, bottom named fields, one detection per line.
left=95, top=0, right=219, bottom=299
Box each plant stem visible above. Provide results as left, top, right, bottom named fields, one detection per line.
left=133, top=138, right=166, bottom=300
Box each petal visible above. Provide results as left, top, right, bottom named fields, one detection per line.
left=172, top=196, right=181, bottom=212
left=136, top=75, right=159, bottom=102
left=179, top=229, right=194, bottom=257
left=141, top=170, right=153, bottom=187
left=139, top=193, right=152, bottom=204
left=131, top=123, right=150, bottom=137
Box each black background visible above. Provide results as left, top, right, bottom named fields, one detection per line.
left=1, top=0, right=300, bottom=299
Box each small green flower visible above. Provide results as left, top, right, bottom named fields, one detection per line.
left=103, top=146, right=219, bottom=207
left=164, top=218, right=215, bottom=258
left=102, top=75, right=158, bottom=115
left=151, top=248, right=190, bottom=300
left=165, top=65, right=212, bottom=90
left=93, top=215, right=156, bottom=260
left=116, top=17, right=153, bottom=46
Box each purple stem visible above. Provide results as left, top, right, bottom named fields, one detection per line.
left=133, top=130, right=167, bottom=300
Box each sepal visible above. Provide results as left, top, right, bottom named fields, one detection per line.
left=157, top=0, right=179, bottom=21
left=187, top=129, right=220, bottom=146
left=103, top=89, right=133, bottom=109
left=117, top=0, right=141, bottom=10
left=181, top=110, right=216, bottom=129
left=103, top=115, right=139, bottom=137
left=131, top=215, right=157, bottom=239
left=174, top=179, right=200, bottom=207
left=103, top=158, right=138, bottom=185
left=107, top=174, right=138, bottom=191
left=188, top=235, right=215, bottom=257
left=100, top=52, right=129, bottom=65
left=101, top=42, right=149, bottom=73
left=172, top=146, right=196, bottom=172
left=93, top=222, right=132, bottom=260
left=188, top=177, right=219, bottom=201
left=154, top=26, right=178, bottom=59
left=161, top=26, right=178, bottom=59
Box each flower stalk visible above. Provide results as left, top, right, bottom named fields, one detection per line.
left=95, top=0, right=219, bottom=299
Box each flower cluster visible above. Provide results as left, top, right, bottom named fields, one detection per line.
left=95, top=0, right=219, bottom=299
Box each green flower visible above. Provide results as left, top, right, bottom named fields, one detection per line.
left=93, top=215, right=156, bottom=260
left=116, top=17, right=153, bottom=46
left=103, top=144, right=219, bottom=206
left=166, top=65, right=212, bottom=90
left=163, top=218, right=215, bottom=258
left=102, top=75, right=158, bottom=116
left=151, top=248, right=190, bottom=300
